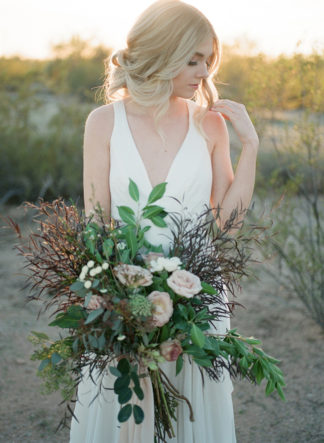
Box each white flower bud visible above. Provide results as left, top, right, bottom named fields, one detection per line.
left=117, top=335, right=126, bottom=341
left=87, top=260, right=95, bottom=268
left=89, top=269, right=96, bottom=277
left=84, top=280, right=92, bottom=289
left=95, top=266, right=102, bottom=274
left=82, top=265, right=89, bottom=274
left=102, top=262, right=109, bottom=270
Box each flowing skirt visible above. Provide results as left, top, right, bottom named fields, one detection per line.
left=70, top=309, right=236, bottom=443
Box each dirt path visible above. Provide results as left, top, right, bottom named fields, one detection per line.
left=1, top=206, right=323, bottom=442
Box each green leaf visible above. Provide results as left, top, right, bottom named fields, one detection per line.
left=98, top=333, right=106, bottom=350
left=118, top=387, right=133, bottom=404
left=30, top=331, right=49, bottom=341
left=193, top=357, right=212, bottom=367
left=190, top=324, right=206, bottom=348
left=176, top=354, right=184, bottom=375
left=201, top=281, right=218, bottom=295
left=114, top=375, right=131, bottom=394
left=204, top=337, right=220, bottom=355
left=117, top=358, right=131, bottom=374
left=244, top=337, right=261, bottom=345
left=84, top=308, right=104, bottom=325
left=147, top=182, right=167, bottom=205
left=70, top=281, right=85, bottom=292
left=177, top=304, right=188, bottom=320
left=72, top=337, right=79, bottom=353
left=133, top=385, right=144, bottom=400
left=142, top=205, right=166, bottom=219
left=150, top=216, right=167, bottom=227
left=129, top=178, right=140, bottom=202
left=125, top=228, right=138, bottom=258
left=109, top=366, right=122, bottom=378
left=117, top=206, right=136, bottom=226
left=265, top=379, right=275, bottom=396
left=38, top=358, right=50, bottom=371
left=133, top=405, right=144, bottom=424
left=276, top=383, right=286, bottom=401
left=118, top=404, right=132, bottom=422
left=160, top=325, right=170, bottom=342
left=103, top=238, right=114, bottom=259
left=49, top=305, right=85, bottom=328
left=51, top=352, right=62, bottom=365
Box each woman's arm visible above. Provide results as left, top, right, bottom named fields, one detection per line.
left=83, top=104, right=114, bottom=222
left=205, top=100, right=259, bottom=228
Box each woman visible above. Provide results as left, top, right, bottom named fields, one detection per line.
left=70, top=1, right=258, bottom=442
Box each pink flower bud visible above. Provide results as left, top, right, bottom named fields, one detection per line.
left=160, top=339, right=183, bottom=362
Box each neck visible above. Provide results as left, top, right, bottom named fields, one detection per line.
left=125, top=96, right=184, bottom=118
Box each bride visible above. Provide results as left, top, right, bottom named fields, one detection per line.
left=70, top=1, right=259, bottom=442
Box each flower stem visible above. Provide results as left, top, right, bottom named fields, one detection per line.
left=156, top=370, right=175, bottom=438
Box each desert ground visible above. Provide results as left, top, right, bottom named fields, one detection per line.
left=1, top=205, right=323, bottom=443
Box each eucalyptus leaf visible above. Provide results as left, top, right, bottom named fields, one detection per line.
left=114, top=375, right=131, bottom=394
left=118, top=404, right=132, bottom=423
left=84, top=308, right=104, bottom=325
left=118, top=387, right=133, bottom=404
left=133, top=405, right=144, bottom=424
left=51, top=352, right=62, bottom=365
left=133, top=385, right=144, bottom=400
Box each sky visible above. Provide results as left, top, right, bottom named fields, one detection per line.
left=0, top=0, right=323, bottom=59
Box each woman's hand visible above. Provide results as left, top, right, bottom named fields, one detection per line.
left=211, top=99, right=259, bottom=149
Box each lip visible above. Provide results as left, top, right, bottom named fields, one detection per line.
left=189, top=84, right=199, bottom=89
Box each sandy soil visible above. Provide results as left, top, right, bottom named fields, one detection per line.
left=1, top=206, right=323, bottom=443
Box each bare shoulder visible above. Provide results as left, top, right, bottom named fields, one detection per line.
left=191, top=101, right=229, bottom=150
left=84, top=102, right=115, bottom=145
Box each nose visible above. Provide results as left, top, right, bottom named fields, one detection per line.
left=197, top=63, right=209, bottom=79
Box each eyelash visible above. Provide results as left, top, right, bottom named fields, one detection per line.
left=188, top=60, right=212, bottom=68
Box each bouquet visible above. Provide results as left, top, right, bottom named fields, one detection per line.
left=8, top=179, right=285, bottom=441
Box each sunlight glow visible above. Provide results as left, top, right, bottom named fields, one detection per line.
left=0, top=0, right=323, bottom=59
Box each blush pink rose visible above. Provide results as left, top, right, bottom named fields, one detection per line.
left=147, top=291, right=173, bottom=327
left=167, top=269, right=202, bottom=298
left=87, top=295, right=107, bottom=310
left=160, top=339, right=183, bottom=362
left=113, top=264, right=153, bottom=288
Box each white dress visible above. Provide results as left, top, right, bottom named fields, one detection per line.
left=70, top=99, right=236, bottom=443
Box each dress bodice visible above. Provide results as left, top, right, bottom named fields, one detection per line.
left=109, top=99, right=213, bottom=252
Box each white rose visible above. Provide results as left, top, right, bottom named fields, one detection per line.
left=167, top=269, right=202, bottom=298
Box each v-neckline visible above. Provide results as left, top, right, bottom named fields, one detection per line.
left=121, top=99, right=191, bottom=192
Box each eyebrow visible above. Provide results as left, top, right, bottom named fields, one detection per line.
left=194, top=52, right=213, bottom=58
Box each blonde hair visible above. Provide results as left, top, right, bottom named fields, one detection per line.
left=101, top=0, right=221, bottom=136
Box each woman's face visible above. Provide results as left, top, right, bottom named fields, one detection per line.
left=172, top=37, right=214, bottom=99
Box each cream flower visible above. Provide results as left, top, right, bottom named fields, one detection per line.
left=167, top=269, right=201, bottom=298
left=84, top=280, right=92, bottom=289
left=113, top=264, right=153, bottom=288
left=142, top=252, right=164, bottom=266
left=149, top=256, right=182, bottom=273
left=148, top=291, right=173, bottom=327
